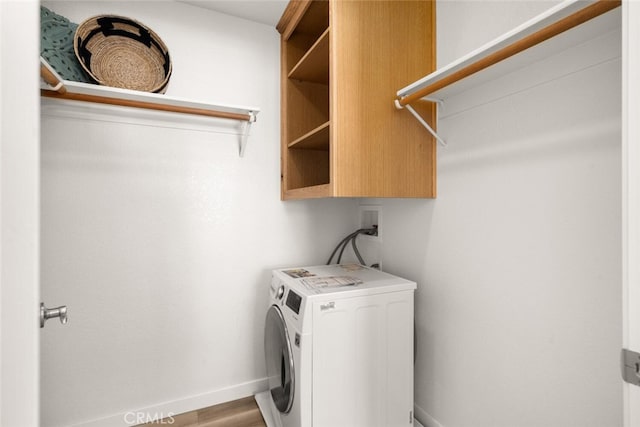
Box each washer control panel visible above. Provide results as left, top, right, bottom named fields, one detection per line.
left=285, top=290, right=302, bottom=314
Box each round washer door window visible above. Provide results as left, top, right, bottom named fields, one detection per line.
left=264, top=305, right=295, bottom=414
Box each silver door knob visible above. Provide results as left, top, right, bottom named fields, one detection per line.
left=40, top=302, right=68, bottom=328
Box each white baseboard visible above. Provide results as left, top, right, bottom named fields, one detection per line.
left=414, top=403, right=445, bottom=427
left=69, top=378, right=269, bottom=427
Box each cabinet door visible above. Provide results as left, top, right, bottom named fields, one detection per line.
left=331, top=0, right=437, bottom=198
left=312, top=291, right=414, bottom=427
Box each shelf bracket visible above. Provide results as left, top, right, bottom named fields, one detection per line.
left=395, top=98, right=446, bottom=147
left=239, top=113, right=256, bottom=157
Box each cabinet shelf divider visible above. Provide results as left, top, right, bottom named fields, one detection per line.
left=288, top=121, right=330, bottom=149
left=288, top=28, right=330, bottom=84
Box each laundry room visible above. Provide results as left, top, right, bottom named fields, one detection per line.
left=0, top=0, right=635, bottom=426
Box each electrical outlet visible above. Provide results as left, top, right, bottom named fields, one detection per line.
left=357, top=205, right=382, bottom=269
left=359, top=205, right=381, bottom=240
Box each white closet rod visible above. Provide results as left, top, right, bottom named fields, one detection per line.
left=396, top=0, right=620, bottom=107
left=394, top=0, right=620, bottom=146
left=40, top=58, right=259, bottom=156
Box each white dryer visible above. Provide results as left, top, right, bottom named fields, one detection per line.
left=262, top=264, right=416, bottom=427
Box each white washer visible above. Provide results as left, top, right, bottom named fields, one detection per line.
left=262, top=264, right=416, bottom=427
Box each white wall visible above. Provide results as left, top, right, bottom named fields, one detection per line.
left=371, top=2, right=623, bottom=427
left=435, top=0, right=559, bottom=67
left=39, top=2, right=357, bottom=426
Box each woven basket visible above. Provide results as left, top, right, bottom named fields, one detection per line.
left=74, top=15, right=172, bottom=93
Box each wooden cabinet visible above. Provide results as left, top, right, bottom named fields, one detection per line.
left=277, top=0, right=437, bottom=200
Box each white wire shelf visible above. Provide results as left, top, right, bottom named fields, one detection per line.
left=40, top=57, right=260, bottom=157
left=394, top=0, right=621, bottom=144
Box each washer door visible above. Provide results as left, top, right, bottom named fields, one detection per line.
left=264, top=305, right=295, bottom=414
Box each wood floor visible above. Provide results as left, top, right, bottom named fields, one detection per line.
left=139, top=396, right=267, bottom=427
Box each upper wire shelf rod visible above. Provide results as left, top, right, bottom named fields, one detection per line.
left=396, top=0, right=620, bottom=106
left=40, top=58, right=259, bottom=156
left=394, top=0, right=621, bottom=146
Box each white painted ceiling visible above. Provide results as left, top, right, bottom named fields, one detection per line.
left=179, top=0, right=288, bottom=27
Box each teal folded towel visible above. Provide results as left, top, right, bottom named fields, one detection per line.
left=40, top=6, right=92, bottom=83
